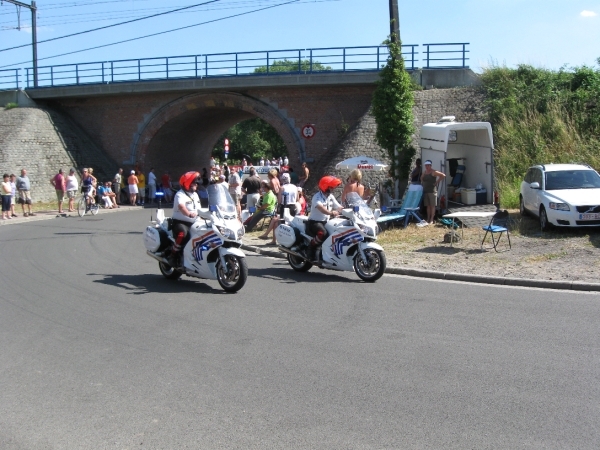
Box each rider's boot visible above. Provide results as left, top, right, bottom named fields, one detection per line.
left=307, top=239, right=320, bottom=263
left=167, top=231, right=185, bottom=267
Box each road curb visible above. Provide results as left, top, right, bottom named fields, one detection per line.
left=241, top=244, right=600, bottom=292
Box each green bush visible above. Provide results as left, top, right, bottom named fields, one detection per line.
left=4, top=102, right=18, bottom=109
left=481, top=60, right=600, bottom=208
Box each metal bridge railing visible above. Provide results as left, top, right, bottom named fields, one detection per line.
left=16, top=43, right=469, bottom=89
left=0, top=69, right=20, bottom=91
left=423, top=43, right=470, bottom=69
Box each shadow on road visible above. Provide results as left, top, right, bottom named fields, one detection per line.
left=249, top=261, right=355, bottom=284
left=90, top=273, right=225, bottom=295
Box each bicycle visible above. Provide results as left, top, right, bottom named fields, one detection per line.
left=77, top=189, right=99, bottom=217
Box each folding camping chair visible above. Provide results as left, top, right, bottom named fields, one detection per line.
left=377, top=188, right=424, bottom=228
left=449, top=165, right=465, bottom=189
left=481, top=210, right=511, bottom=252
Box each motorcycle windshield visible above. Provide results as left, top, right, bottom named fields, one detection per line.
left=345, top=192, right=374, bottom=219
left=207, top=184, right=237, bottom=215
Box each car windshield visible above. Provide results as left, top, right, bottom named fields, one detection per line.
left=545, top=170, right=600, bottom=190
left=345, top=192, right=374, bottom=219
left=206, top=183, right=236, bottom=214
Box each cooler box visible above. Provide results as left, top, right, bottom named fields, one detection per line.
left=461, top=189, right=477, bottom=205
left=476, top=189, right=487, bottom=204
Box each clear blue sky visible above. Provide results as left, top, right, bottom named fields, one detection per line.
left=1, top=0, right=599, bottom=72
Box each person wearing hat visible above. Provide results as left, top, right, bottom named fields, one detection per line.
left=50, top=168, right=66, bottom=215
left=421, top=160, right=446, bottom=224
left=65, top=168, right=79, bottom=212
left=128, top=170, right=139, bottom=206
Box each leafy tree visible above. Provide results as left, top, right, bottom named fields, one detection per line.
left=254, top=59, right=331, bottom=74
left=371, top=36, right=416, bottom=179
left=212, top=118, right=287, bottom=164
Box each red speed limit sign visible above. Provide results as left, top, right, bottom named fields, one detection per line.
left=301, top=124, right=316, bottom=139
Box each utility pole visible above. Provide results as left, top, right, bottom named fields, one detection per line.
left=4, top=0, right=38, bottom=87
left=389, top=0, right=400, bottom=43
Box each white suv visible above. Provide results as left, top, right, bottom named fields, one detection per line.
left=520, top=163, right=600, bottom=230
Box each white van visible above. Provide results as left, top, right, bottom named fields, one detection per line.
left=419, top=116, right=495, bottom=207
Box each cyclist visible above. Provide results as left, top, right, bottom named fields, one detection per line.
left=306, top=175, right=344, bottom=261
left=167, top=171, right=201, bottom=267
left=81, top=168, right=96, bottom=206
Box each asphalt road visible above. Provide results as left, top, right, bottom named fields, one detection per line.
left=1, top=209, right=599, bottom=449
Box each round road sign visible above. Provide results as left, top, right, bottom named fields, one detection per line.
left=302, top=124, right=316, bottom=139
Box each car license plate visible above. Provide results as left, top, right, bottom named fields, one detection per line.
left=579, top=213, right=600, bottom=220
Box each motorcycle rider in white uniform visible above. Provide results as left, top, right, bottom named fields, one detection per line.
left=168, top=171, right=201, bottom=266
left=306, top=175, right=344, bottom=261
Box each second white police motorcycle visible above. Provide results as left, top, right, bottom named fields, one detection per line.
left=275, top=192, right=386, bottom=282
left=143, top=183, right=248, bottom=293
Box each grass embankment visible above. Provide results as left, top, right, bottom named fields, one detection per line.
left=482, top=62, right=600, bottom=208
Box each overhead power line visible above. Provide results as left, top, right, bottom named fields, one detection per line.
left=0, top=0, right=221, bottom=53
left=0, top=0, right=301, bottom=69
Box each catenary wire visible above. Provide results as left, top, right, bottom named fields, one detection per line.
left=0, top=0, right=220, bottom=52
left=0, top=0, right=301, bottom=69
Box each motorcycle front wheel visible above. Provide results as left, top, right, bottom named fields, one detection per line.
left=287, top=253, right=312, bottom=272
left=353, top=248, right=386, bottom=282
left=159, top=261, right=182, bottom=280
left=216, top=255, right=248, bottom=293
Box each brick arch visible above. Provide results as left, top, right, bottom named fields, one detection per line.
left=133, top=92, right=303, bottom=175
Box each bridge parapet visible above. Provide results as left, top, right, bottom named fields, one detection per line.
left=1, top=43, right=470, bottom=91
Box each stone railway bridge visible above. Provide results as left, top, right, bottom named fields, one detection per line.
left=1, top=69, right=487, bottom=201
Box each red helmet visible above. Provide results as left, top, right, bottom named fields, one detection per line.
left=179, top=171, right=200, bottom=191
left=318, top=175, right=342, bottom=192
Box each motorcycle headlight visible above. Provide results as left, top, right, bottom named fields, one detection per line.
left=216, top=226, right=235, bottom=240
left=549, top=202, right=570, bottom=211
left=358, top=223, right=375, bottom=237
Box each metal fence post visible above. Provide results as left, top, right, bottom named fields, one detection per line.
left=138, top=59, right=141, bottom=81
left=266, top=52, right=270, bottom=75
left=205, top=55, right=208, bottom=78
left=111, top=61, right=114, bottom=83
left=166, top=57, right=169, bottom=79
left=298, top=50, right=301, bottom=73
left=343, top=48, right=346, bottom=72
left=310, top=49, right=313, bottom=73
left=76, top=65, right=79, bottom=85
left=50, top=66, right=54, bottom=86
left=462, top=43, right=466, bottom=68
left=236, top=53, right=238, bottom=76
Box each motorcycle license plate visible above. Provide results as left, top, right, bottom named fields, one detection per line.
left=579, top=213, right=600, bottom=220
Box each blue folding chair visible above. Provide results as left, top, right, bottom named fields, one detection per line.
left=481, top=210, right=511, bottom=252
left=377, top=189, right=424, bottom=228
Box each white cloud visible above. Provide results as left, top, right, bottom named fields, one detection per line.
left=580, top=10, right=597, bottom=17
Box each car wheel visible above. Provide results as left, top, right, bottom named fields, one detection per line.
left=539, top=206, right=551, bottom=231
left=519, top=195, right=527, bottom=216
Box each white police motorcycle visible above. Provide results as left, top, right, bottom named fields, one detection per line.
left=275, top=192, right=386, bottom=282
left=143, top=183, right=248, bottom=293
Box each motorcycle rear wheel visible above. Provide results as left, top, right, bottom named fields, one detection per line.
left=159, top=261, right=182, bottom=280
left=353, top=248, right=386, bottom=282
left=287, top=253, right=312, bottom=272
left=216, top=255, right=248, bottom=292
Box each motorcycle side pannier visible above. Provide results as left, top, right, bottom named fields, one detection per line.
left=143, top=226, right=171, bottom=252
left=275, top=223, right=299, bottom=248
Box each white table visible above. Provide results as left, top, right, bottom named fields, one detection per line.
left=442, top=211, right=496, bottom=247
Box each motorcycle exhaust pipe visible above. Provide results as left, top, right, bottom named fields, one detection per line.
left=146, top=250, right=169, bottom=265
left=277, top=245, right=308, bottom=261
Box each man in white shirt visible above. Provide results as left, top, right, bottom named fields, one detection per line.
left=306, top=176, right=343, bottom=261
left=228, top=169, right=242, bottom=219
left=147, top=168, right=157, bottom=203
